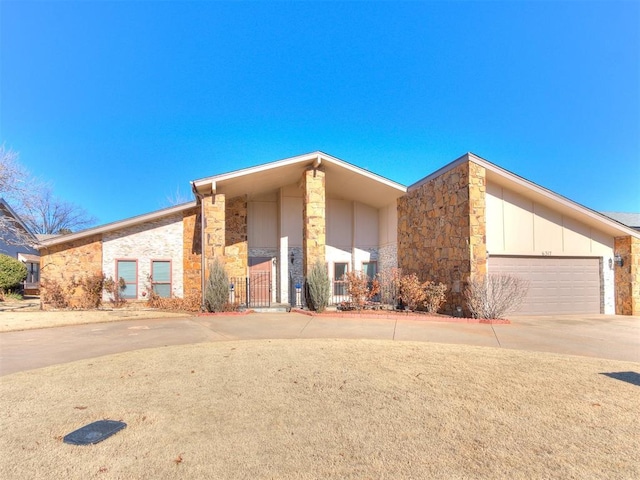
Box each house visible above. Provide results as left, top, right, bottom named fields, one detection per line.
left=37, top=152, right=640, bottom=315
left=0, top=199, right=41, bottom=294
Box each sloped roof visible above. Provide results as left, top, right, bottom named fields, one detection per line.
left=191, top=151, right=407, bottom=209
left=37, top=201, right=197, bottom=248
left=601, top=212, right=640, bottom=230
left=410, top=152, right=640, bottom=240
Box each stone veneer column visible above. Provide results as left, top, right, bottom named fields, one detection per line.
left=183, top=208, right=202, bottom=295
left=224, top=196, right=248, bottom=278
left=397, top=159, right=487, bottom=315
left=202, top=193, right=226, bottom=280
left=302, top=168, right=326, bottom=276
left=614, top=236, right=640, bottom=315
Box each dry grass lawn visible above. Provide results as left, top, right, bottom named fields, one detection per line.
left=1, top=339, right=638, bottom=479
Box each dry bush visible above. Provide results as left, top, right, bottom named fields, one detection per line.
left=376, top=268, right=401, bottom=308
left=103, top=277, right=127, bottom=308
left=75, top=273, right=105, bottom=309
left=342, top=271, right=369, bottom=310
left=148, top=290, right=202, bottom=312
left=464, top=274, right=529, bottom=319
left=423, top=281, right=448, bottom=313
left=41, top=278, right=76, bottom=308
left=398, top=273, right=427, bottom=311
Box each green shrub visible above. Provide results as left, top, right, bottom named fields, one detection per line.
left=0, top=254, right=27, bottom=293
left=307, top=261, right=330, bottom=312
left=204, top=258, right=229, bottom=312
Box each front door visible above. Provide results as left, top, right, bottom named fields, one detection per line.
left=248, top=257, right=272, bottom=307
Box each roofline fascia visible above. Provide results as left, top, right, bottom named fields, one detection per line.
left=37, top=201, right=198, bottom=249
left=0, top=198, right=38, bottom=241
left=409, top=152, right=639, bottom=239
left=192, top=151, right=407, bottom=194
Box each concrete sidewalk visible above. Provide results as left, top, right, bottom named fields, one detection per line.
left=1, top=312, right=638, bottom=375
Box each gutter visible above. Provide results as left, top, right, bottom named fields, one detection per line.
left=191, top=184, right=207, bottom=311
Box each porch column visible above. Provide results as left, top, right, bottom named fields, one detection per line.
left=302, top=167, right=326, bottom=276
left=202, top=193, right=225, bottom=280
left=224, top=195, right=248, bottom=278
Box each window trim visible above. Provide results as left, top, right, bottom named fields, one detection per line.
left=115, top=259, right=138, bottom=299
left=150, top=259, right=172, bottom=298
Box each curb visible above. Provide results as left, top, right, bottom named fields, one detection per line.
left=290, top=308, right=510, bottom=324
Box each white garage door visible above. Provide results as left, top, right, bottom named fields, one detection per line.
left=488, top=256, right=601, bottom=315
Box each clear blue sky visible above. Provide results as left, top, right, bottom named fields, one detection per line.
left=1, top=1, right=639, bottom=225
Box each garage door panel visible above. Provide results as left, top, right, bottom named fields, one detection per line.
left=488, top=256, right=600, bottom=315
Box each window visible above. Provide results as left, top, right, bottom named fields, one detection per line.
left=362, top=262, right=377, bottom=280
left=151, top=260, right=171, bottom=298
left=27, top=262, right=39, bottom=284
left=334, top=262, right=348, bottom=296
left=116, top=260, right=137, bottom=299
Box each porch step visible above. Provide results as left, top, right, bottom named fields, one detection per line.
left=250, top=304, right=291, bottom=313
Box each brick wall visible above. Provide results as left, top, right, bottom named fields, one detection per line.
left=40, top=234, right=102, bottom=308
left=614, top=236, right=640, bottom=315
left=102, top=213, right=184, bottom=300
left=397, top=160, right=487, bottom=314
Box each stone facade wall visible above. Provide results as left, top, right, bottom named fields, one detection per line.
left=102, top=213, right=184, bottom=300
left=378, top=243, right=398, bottom=275
left=397, top=160, right=487, bottom=314
left=183, top=207, right=202, bottom=299
left=225, top=195, right=248, bottom=278
left=614, top=236, right=640, bottom=315
left=302, top=168, right=326, bottom=275
left=203, top=193, right=226, bottom=280
left=40, top=234, right=102, bottom=308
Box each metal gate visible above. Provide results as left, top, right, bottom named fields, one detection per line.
left=230, top=272, right=271, bottom=308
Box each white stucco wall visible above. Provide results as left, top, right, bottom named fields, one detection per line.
left=102, top=213, right=184, bottom=300
left=486, top=182, right=615, bottom=313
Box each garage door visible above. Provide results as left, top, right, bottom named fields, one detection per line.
left=488, top=256, right=601, bottom=315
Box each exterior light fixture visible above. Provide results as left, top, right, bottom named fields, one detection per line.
left=614, top=253, right=624, bottom=267
left=290, top=251, right=295, bottom=265
left=608, top=258, right=614, bottom=270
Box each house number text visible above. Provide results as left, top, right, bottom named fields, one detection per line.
left=541, top=251, right=552, bottom=256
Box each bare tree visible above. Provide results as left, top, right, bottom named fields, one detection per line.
left=1, top=145, right=96, bottom=237
left=464, top=274, right=529, bottom=319
left=19, top=187, right=97, bottom=235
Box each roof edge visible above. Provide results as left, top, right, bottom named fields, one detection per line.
left=37, top=201, right=197, bottom=248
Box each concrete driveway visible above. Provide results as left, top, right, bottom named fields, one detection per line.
left=0, top=312, right=638, bottom=376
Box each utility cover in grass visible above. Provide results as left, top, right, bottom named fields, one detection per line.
left=63, top=420, right=126, bottom=445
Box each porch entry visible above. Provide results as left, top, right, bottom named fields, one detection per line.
left=229, top=257, right=274, bottom=308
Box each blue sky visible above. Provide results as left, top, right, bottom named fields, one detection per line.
left=1, top=1, right=638, bottom=225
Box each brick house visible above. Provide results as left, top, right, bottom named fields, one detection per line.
left=37, top=151, right=640, bottom=315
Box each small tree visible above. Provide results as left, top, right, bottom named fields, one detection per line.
left=204, top=258, right=229, bottom=312
left=0, top=254, right=27, bottom=295
left=307, top=261, right=330, bottom=312
left=464, top=274, right=529, bottom=319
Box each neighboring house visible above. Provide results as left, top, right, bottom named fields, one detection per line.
left=0, top=199, right=41, bottom=293
left=601, top=212, right=640, bottom=232
left=36, top=152, right=640, bottom=315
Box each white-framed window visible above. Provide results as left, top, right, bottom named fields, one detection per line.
left=334, top=262, right=348, bottom=296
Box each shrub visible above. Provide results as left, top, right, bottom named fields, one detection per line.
left=75, top=273, right=105, bottom=309
left=376, top=268, right=401, bottom=308
left=398, top=273, right=427, bottom=311
left=148, top=290, right=202, bottom=312
left=104, top=277, right=128, bottom=308
left=41, top=278, right=75, bottom=308
left=423, top=281, right=448, bottom=313
left=0, top=254, right=27, bottom=293
left=306, top=261, right=330, bottom=312
left=204, top=258, right=229, bottom=312
left=342, top=270, right=381, bottom=311
left=464, top=274, right=529, bottom=319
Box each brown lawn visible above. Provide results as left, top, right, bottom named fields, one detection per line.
left=1, top=339, right=638, bottom=479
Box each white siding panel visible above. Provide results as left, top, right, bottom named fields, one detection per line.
left=248, top=202, right=278, bottom=248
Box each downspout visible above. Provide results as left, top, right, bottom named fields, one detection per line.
left=192, top=184, right=207, bottom=311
